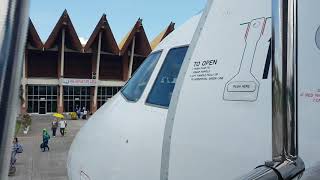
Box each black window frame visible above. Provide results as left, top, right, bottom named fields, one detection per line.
left=120, top=50, right=163, bottom=102
left=26, top=85, right=58, bottom=113
left=145, top=45, right=189, bottom=109
left=97, top=86, right=122, bottom=109
left=63, top=86, right=91, bottom=112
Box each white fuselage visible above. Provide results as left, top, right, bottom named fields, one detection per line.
left=67, top=14, right=201, bottom=180
left=68, top=0, right=320, bottom=179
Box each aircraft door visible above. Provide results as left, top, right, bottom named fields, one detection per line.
left=298, top=0, right=320, bottom=171
left=162, top=0, right=273, bottom=179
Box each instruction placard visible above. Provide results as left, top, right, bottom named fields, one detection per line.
left=190, top=59, right=223, bottom=81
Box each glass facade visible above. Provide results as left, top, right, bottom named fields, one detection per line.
left=97, top=86, right=122, bottom=108
left=26, top=85, right=122, bottom=113
left=27, top=85, right=58, bottom=113
left=63, top=86, right=91, bottom=112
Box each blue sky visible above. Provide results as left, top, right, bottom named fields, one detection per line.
left=30, top=0, right=206, bottom=44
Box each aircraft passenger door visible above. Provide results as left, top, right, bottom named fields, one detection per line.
left=163, top=0, right=272, bottom=179
left=298, top=0, right=320, bottom=170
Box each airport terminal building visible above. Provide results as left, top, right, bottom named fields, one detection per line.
left=21, top=10, right=174, bottom=114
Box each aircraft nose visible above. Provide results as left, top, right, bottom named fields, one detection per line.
left=67, top=96, right=122, bottom=179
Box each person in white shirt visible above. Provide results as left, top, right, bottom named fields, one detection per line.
left=59, top=120, right=67, bottom=136
left=82, top=109, right=87, bottom=119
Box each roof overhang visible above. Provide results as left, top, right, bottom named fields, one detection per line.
left=118, top=18, right=151, bottom=56
left=150, top=22, right=175, bottom=50
left=44, top=10, right=82, bottom=51
left=27, top=19, right=43, bottom=49
left=84, top=14, right=119, bottom=54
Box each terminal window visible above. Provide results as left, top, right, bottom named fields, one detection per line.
left=97, top=86, right=122, bottom=109
left=27, top=85, right=58, bottom=114
left=63, top=86, right=91, bottom=112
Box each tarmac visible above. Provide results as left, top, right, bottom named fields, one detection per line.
left=9, top=115, right=87, bottom=180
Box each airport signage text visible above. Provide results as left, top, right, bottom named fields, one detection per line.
left=61, top=78, right=97, bottom=86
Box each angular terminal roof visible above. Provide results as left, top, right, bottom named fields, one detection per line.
left=118, top=18, right=151, bottom=57
left=27, top=19, right=43, bottom=49
left=44, top=10, right=82, bottom=51
left=150, top=22, right=175, bottom=50
left=84, top=14, right=119, bottom=54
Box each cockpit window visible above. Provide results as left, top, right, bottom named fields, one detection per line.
left=146, top=46, right=188, bottom=108
left=121, top=51, right=162, bottom=102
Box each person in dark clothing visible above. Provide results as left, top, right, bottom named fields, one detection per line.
left=41, top=129, right=50, bottom=152
left=76, top=106, right=81, bottom=119
left=51, top=119, right=58, bottom=137
left=8, top=137, right=23, bottom=176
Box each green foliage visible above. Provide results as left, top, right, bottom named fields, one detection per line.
left=21, top=113, right=32, bottom=129
left=15, top=121, right=21, bottom=136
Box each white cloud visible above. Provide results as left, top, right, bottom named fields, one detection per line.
left=79, top=37, right=88, bottom=45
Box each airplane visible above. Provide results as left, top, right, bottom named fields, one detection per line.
left=0, top=0, right=320, bottom=180
left=67, top=0, right=320, bottom=179
left=67, top=13, right=202, bottom=180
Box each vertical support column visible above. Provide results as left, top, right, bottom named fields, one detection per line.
left=272, top=0, right=285, bottom=161
left=122, top=55, right=129, bottom=80
left=272, top=0, right=298, bottom=161
left=128, top=36, right=136, bottom=79
left=58, top=28, right=65, bottom=113
left=93, top=31, right=102, bottom=112
left=286, top=0, right=298, bottom=158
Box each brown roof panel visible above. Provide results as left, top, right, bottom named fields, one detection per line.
left=119, top=18, right=151, bottom=56
left=27, top=19, right=43, bottom=49
left=150, top=22, right=175, bottom=50
left=118, top=20, right=139, bottom=51
left=84, top=14, right=119, bottom=54
left=44, top=10, right=82, bottom=51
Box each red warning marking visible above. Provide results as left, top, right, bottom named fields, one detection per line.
left=300, top=90, right=320, bottom=103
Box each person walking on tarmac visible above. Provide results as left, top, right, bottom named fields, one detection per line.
left=41, top=129, right=50, bottom=152
left=82, top=108, right=88, bottom=120
left=59, top=119, right=67, bottom=136
left=8, top=137, right=23, bottom=176
left=51, top=119, right=58, bottom=137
